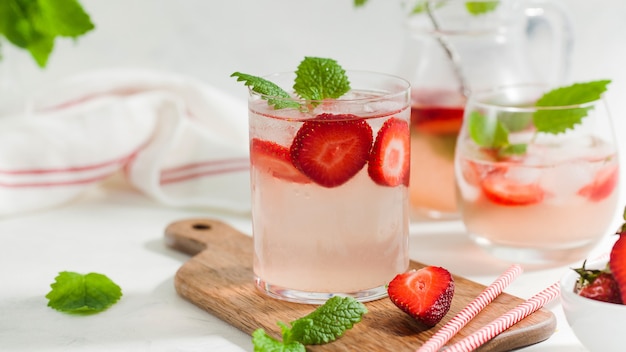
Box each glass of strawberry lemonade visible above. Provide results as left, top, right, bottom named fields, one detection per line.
left=239, top=60, right=411, bottom=303
left=455, top=82, right=620, bottom=264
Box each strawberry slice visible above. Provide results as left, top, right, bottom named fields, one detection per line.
left=290, top=113, right=373, bottom=188
left=610, top=219, right=626, bottom=304
left=368, top=117, right=410, bottom=187
left=578, top=164, right=619, bottom=202
left=481, top=172, right=544, bottom=206
left=250, top=138, right=310, bottom=184
left=387, top=266, right=455, bottom=327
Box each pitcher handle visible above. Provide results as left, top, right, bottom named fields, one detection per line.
left=523, top=0, right=575, bottom=85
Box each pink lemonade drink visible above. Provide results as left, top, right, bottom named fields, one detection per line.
left=410, top=90, right=465, bottom=219
left=248, top=71, right=410, bottom=303
left=455, top=83, right=620, bottom=264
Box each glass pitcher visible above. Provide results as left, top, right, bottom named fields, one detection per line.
left=398, top=0, right=573, bottom=220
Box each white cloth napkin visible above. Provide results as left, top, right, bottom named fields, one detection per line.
left=0, top=69, right=251, bottom=217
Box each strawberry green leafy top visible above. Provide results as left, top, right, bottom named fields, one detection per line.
left=231, top=57, right=351, bottom=110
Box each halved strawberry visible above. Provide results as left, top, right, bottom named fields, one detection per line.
left=574, top=261, right=622, bottom=304
left=290, top=113, right=373, bottom=188
left=480, top=172, right=544, bottom=206
left=578, top=164, right=619, bottom=202
left=610, top=214, right=626, bottom=304
left=387, top=266, right=455, bottom=327
left=368, top=117, right=410, bottom=187
left=250, top=138, right=310, bottom=184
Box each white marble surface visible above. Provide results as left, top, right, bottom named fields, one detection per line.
left=1, top=0, right=626, bottom=351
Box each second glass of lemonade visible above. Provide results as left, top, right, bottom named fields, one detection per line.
left=248, top=71, right=411, bottom=303
left=455, top=83, right=620, bottom=265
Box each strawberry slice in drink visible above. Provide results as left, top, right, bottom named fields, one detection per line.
left=578, top=164, right=619, bottom=202
left=250, top=138, right=310, bottom=184
left=480, top=170, right=545, bottom=206
left=290, top=113, right=373, bottom=188
left=368, top=117, right=410, bottom=187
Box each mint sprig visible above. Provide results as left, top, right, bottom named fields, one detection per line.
left=252, top=296, right=367, bottom=351
left=231, top=57, right=351, bottom=110
left=468, top=80, right=611, bottom=157
left=46, top=271, right=122, bottom=314
left=0, top=0, right=94, bottom=68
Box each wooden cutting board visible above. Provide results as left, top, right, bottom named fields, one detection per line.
left=165, top=218, right=556, bottom=351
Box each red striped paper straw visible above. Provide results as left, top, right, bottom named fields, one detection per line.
left=443, top=282, right=560, bottom=352
left=416, top=264, right=523, bottom=352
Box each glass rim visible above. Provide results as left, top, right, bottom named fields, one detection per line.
left=468, top=83, right=603, bottom=113
left=248, top=70, right=411, bottom=103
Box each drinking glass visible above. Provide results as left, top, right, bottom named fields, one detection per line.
left=398, top=0, right=573, bottom=219
left=455, top=83, right=620, bottom=264
left=248, top=71, right=410, bottom=303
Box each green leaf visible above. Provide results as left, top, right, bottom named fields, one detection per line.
left=0, top=0, right=94, bottom=67
left=293, top=57, right=350, bottom=103
left=353, top=0, right=368, bottom=7
left=46, top=271, right=122, bottom=314
left=252, top=329, right=305, bottom=352
left=468, top=111, right=509, bottom=148
left=230, top=72, right=301, bottom=110
left=533, top=80, right=611, bottom=134
left=286, top=296, right=367, bottom=345
left=466, top=1, right=499, bottom=15
left=32, top=0, right=95, bottom=37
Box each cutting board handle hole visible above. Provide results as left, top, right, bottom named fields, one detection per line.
left=192, top=223, right=212, bottom=231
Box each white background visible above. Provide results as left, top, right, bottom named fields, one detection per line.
left=1, top=1, right=625, bottom=351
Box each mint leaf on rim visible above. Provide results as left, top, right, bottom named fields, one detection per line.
left=533, top=80, right=611, bottom=134
left=231, top=57, right=351, bottom=110
left=46, top=271, right=122, bottom=314
left=293, top=57, right=350, bottom=103
left=467, top=80, right=611, bottom=157
left=252, top=296, right=367, bottom=351
left=230, top=72, right=300, bottom=110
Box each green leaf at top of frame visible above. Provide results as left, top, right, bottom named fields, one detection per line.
left=465, top=1, right=500, bottom=15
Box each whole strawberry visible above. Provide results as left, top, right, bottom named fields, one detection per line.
left=573, top=261, right=622, bottom=304
left=387, top=266, right=455, bottom=327
left=610, top=207, right=626, bottom=304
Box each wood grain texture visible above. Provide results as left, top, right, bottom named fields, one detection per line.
left=165, top=218, right=556, bottom=352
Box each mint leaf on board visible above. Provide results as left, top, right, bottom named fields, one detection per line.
left=286, top=296, right=367, bottom=345
left=252, top=296, right=367, bottom=352
left=466, top=1, right=500, bottom=15
left=46, top=271, right=122, bottom=314
left=293, top=57, right=351, bottom=103
left=252, top=329, right=305, bottom=352
left=0, top=0, right=94, bottom=67
left=533, top=80, right=611, bottom=134
left=231, top=72, right=301, bottom=110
